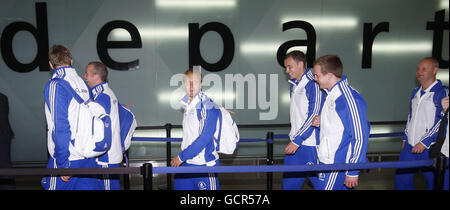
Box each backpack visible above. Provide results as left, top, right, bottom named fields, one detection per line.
left=215, top=107, right=240, bottom=154
left=73, top=100, right=112, bottom=158
left=55, top=79, right=111, bottom=158
left=118, top=103, right=137, bottom=153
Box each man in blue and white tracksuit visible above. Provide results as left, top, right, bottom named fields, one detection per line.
left=283, top=51, right=324, bottom=190
left=84, top=62, right=137, bottom=190
left=42, top=45, right=109, bottom=190
left=171, top=69, right=221, bottom=190
left=395, top=57, right=448, bottom=190
left=312, top=55, right=370, bottom=190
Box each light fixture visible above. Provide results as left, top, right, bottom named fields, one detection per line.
left=155, top=0, right=237, bottom=9
left=359, top=41, right=433, bottom=53
left=440, top=0, right=449, bottom=9
left=281, top=16, right=358, bottom=28
left=111, top=27, right=188, bottom=40
left=240, top=43, right=309, bottom=54
left=437, top=70, right=449, bottom=85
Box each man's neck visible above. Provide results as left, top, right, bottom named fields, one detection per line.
left=188, top=91, right=202, bottom=104
left=53, top=65, right=71, bottom=69
left=91, top=81, right=104, bottom=89
left=421, top=79, right=436, bottom=91
left=326, top=77, right=341, bottom=91
left=296, top=69, right=306, bottom=82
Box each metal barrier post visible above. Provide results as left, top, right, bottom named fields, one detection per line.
left=165, top=123, right=172, bottom=190
left=433, top=155, right=447, bottom=190
left=266, top=132, right=274, bottom=190
left=142, top=163, right=153, bottom=190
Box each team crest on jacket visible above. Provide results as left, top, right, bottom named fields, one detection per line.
left=318, top=173, right=326, bottom=181
left=198, top=181, right=207, bottom=190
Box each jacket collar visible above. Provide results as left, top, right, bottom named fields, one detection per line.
left=420, top=79, right=441, bottom=93
left=288, top=68, right=313, bottom=86
left=325, top=75, right=348, bottom=94
left=180, top=89, right=204, bottom=109
left=51, top=66, right=74, bottom=79
left=91, top=82, right=107, bottom=100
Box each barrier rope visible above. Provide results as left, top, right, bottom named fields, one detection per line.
left=132, top=132, right=404, bottom=143
left=151, top=160, right=434, bottom=174
left=274, top=132, right=404, bottom=139
left=0, top=159, right=434, bottom=176
left=2, top=158, right=445, bottom=190
left=131, top=137, right=267, bottom=142
left=2, top=132, right=440, bottom=189
left=0, top=167, right=141, bottom=176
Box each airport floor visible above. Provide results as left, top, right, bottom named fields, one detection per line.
left=5, top=155, right=428, bottom=190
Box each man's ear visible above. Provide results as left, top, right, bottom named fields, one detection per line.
left=325, top=72, right=332, bottom=80
left=95, top=73, right=103, bottom=82
left=298, top=61, right=305, bottom=68
left=70, top=59, right=73, bottom=66
left=432, top=67, right=439, bottom=76
left=49, top=61, right=54, bottom=70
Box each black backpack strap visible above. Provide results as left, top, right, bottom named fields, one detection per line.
left=429, top=109, right=449, bottom=159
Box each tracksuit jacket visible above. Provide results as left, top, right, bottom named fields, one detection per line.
left=403, top=80, right=448, bottom=148
left=317, top=76, right=370, bottom=176
left=288, top=68, right=325, bottom=147
left=179, top=90, right=220, bottom=166
left=44, top=66, right=100, bottom=168
left=90, top=82, right=135, bottom=165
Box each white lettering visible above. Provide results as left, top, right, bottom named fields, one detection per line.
left=167, top=73, right=279, bottom=120
left=180, top=194, right=215, bottom=207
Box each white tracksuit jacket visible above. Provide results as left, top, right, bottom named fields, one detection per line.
left=317, top=76, right=370, bottom=176
left=44, top=66, right=106, bottom=168
left=288, top=68, right=325, bottom=147
left=179, top=90, right=220, bottom=166
left=404, top=80, right=448, bottom=148
left=90, top=82, right=124, bottom=165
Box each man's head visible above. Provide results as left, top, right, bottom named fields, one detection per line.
left=183, top=68, right=202, bottom=100
left=284, top=50, right=307, bottom=81
left=416, top=57, right=438, bottom=88
left=48, top=45, right=72, bottom=70
left=313, top=55, right=343, bottom=90
left=84, top=61, right=108, bottom=88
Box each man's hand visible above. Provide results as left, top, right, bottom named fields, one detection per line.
left=60, top=176, right=71, bottom=182
left=171, top=155, right=183, bottom=167
left=411, top=143, right=426, bottom=154
left=344, top=176, right=359, bottom=189
left=284, top=142, right=299, bottom=155
left=312, top=115, right=320, bottom=127
left=442, top=96, right=449, bottom=112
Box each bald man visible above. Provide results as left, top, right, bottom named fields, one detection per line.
left=395, top=57, right=448, bottom=190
